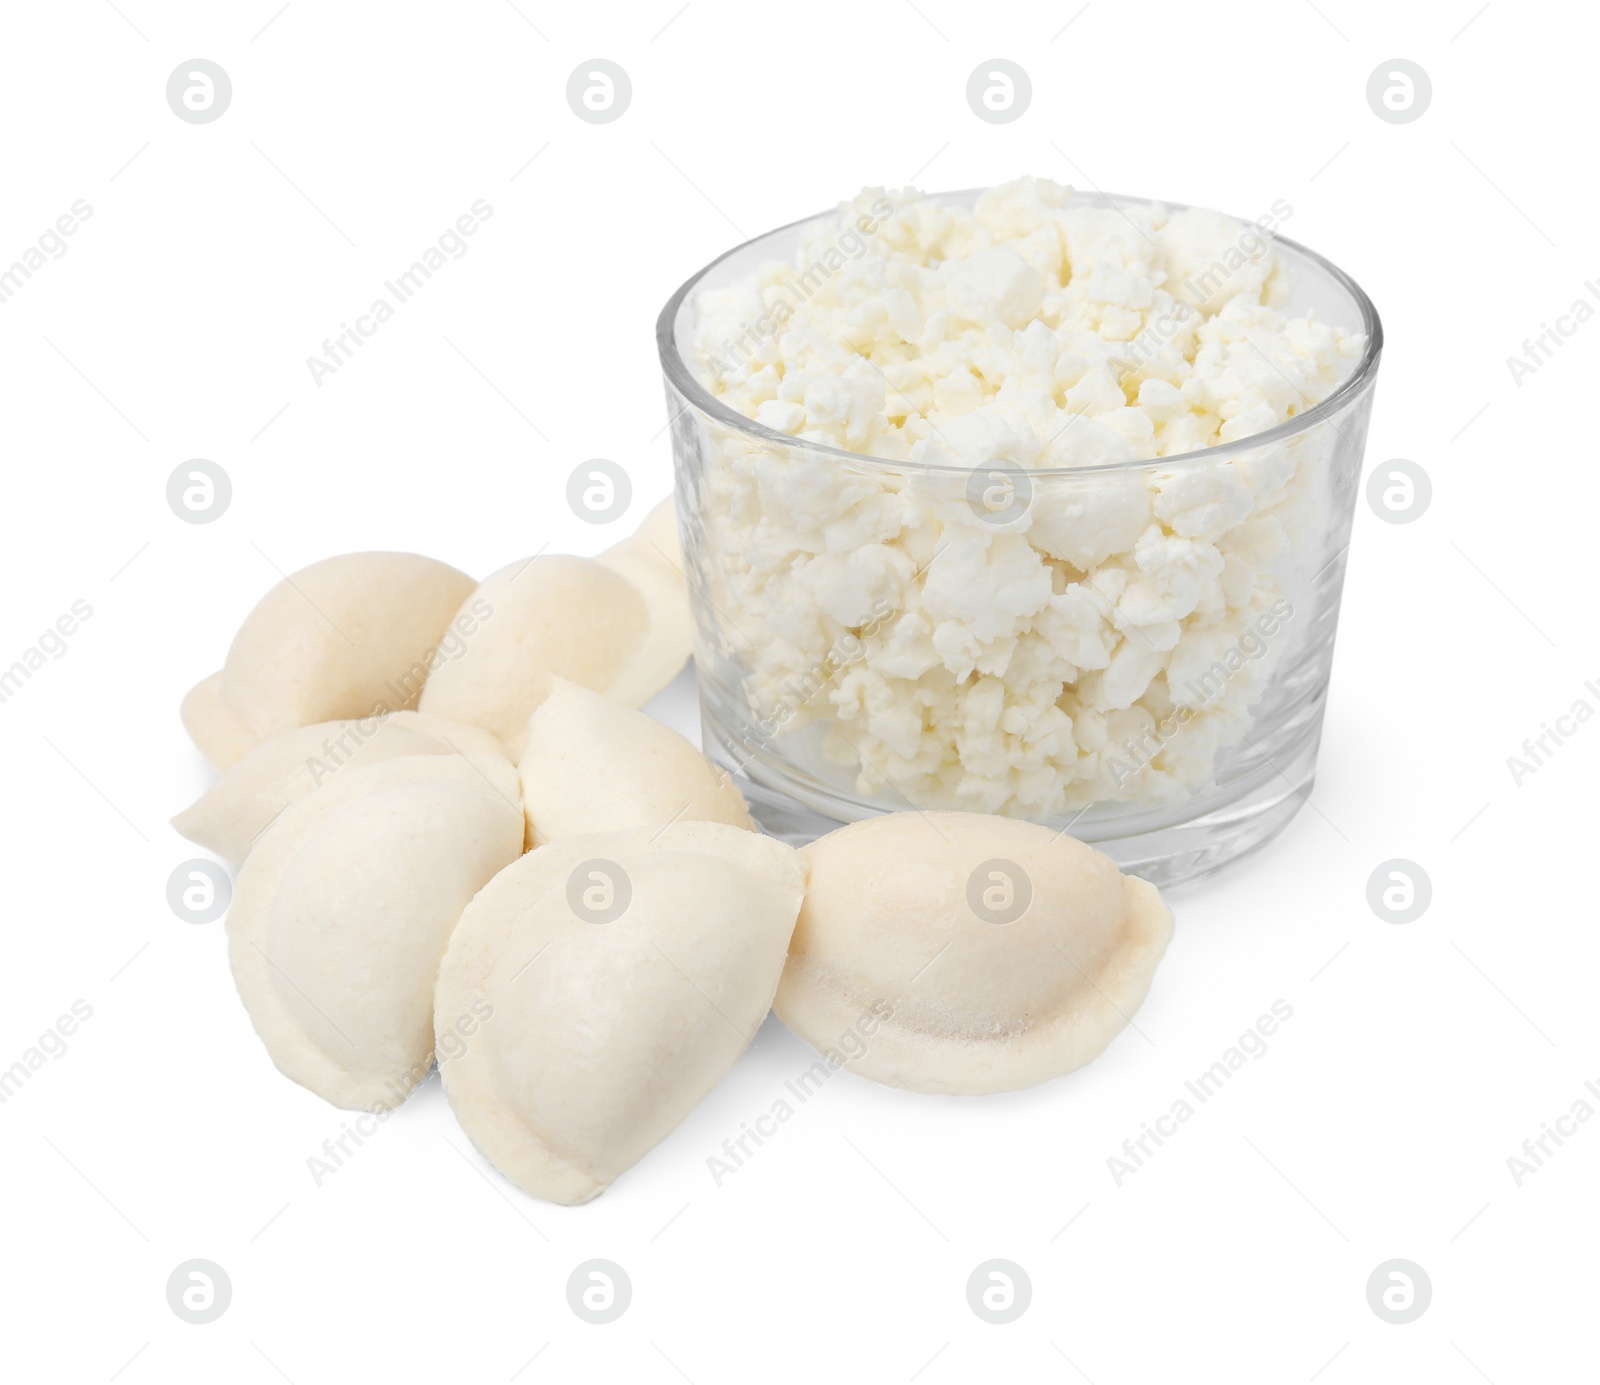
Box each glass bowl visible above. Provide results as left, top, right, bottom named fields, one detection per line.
left=655, top=188, right=1382, bottom=887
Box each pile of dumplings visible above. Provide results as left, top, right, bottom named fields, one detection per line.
left=176, top=498, right=1175, bottom=1205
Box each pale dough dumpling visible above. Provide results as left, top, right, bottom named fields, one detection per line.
left=416, top=557, right=646, bottom=754
left=174, top=711, right=506, bottom=864
left=775, top=812, right=1173, bottom=1095
left=228, top=754, right=524, bottom=1110
left=419, top=498, right=691, bottom=758
left=435, top=823, right=804, bottom=1204
left=183, top=552, right=477, bottom=769
left=594, top=497, right=694, bottom=706
left=180, top=672, right=259, bottom=771
left=518, top=678, right=751, bottom=845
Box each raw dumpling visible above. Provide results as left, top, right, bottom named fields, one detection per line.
left=182, top=552, right=477, bottom=769
left=416, top=558, right=645, bottom=754
left=774, top=812, right=1173, bottom=1095
left=228, top=753, right=524, bottom=1110
left=593, top=498, right=694, bottom=707
left=419, top=499, right=691, bottom=758
left=173, top=711, right=506, bottom=864
left=435, top=823, right=804, bottom=1204
left=518, top=678, right=751, bottom=845
left=180, top=672, right=259, bottom=771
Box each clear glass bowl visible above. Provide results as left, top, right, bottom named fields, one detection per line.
left=656, top=189, right=1382, bottom=887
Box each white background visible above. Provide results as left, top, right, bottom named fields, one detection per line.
left=0, top=0, right=1593, bottom=1380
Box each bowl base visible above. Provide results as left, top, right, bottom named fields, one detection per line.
left=703, top=701, right=1322, bottom=890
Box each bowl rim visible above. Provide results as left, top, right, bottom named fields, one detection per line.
left=654, top=186, right=1383, bottom=476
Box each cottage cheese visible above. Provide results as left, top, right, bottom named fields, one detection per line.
left=686, top=179, right=1364, bottom=816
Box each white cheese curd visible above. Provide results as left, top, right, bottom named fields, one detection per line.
left=686, top=179, right=1364, bottom=815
